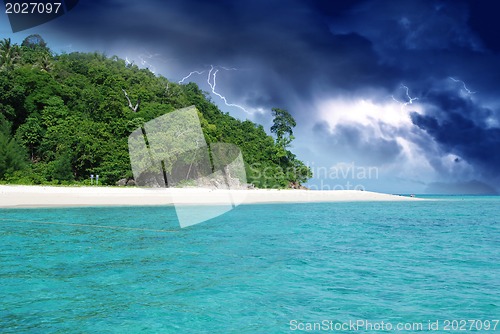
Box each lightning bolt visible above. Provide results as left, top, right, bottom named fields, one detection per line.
left=179, top=65, right=249, bottom=114
left=392, top=84, right=418, bottom=110
left=207, top=65, right=249, bottom=113
left=178, top=70, right=206, bottom=84
left=124, top=49, right=163, bottom=73
left=137, top=50, right=160, bottom=74
left=449, top=77, right=476, bottom=95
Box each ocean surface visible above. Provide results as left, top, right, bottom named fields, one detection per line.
left=1, top=196, right=499, bottom=333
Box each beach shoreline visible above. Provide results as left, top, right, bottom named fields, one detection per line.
left=0, top=185, right=421, bottom=208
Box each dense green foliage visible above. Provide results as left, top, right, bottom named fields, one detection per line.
left=0, top=36, right=311, bottom=188
left=0, top=114, right=26, bottom=179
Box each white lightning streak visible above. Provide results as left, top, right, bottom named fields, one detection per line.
left=124, top=50, right=163, bottom=73
left=391, top=84, right=418, bottom=110
left=449, top=77, right=476, bottom=94
left=178, top=70, right=206, bottom=84
left=138, top=51, right=159, bottom=73
left=178, top=65, right=249, bottom=114
left=206, top=65, right=249, bottom=114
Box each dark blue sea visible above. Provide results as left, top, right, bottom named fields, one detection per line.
left=1, top=196, right=499, bottom=333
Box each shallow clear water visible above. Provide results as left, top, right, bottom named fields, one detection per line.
left=1, top=197, right=499, bottom=333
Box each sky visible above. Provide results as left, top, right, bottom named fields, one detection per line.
left=1, top=0, right=500, bottom=194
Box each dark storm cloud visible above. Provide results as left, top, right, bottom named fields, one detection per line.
left=48, top=0, right=398, bottom=107
left=410, top=90, right=500, bottom=180
left=49, top=0, right=495, bottom=107
left=329, top=0, right=482, bottom=53
left=312, top=0, right=500, bottom=190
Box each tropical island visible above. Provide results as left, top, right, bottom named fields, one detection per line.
left=0, top=35, right=311, bottom=189
left=0, top=35, right=420, bottom=208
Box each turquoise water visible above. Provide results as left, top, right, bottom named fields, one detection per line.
left=1, top=197, right=499, bottom=333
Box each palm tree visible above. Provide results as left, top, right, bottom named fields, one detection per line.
left=36, top=53, right=53, bottom=72
left=0, top=38, right=20, bottom=71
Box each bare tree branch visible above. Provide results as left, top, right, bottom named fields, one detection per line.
left=122, top=89, right=140, bottom=112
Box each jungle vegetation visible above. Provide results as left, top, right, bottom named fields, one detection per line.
left=0, top=35, right=312, bottom=188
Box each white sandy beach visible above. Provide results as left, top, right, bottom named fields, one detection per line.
left=0, top=185, right=420, bottom=208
